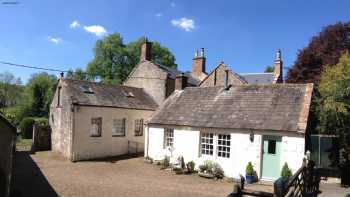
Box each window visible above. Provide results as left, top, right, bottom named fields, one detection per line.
left=90, top=117, right=102, bottom=137
left=57, top=87, right=62, bottom=107
left=80, top=85, right=94, bottom=94
left=134, top=119, right=143, bottom=136
left=164, top=128, right=174, bottom=148
left=112, top=118, right=126, bottom=137
left=268, top=140, right=276, bottom=154
left=218, top=134, right=231, bottom=158
left=201, top=132, right=214, bottom=156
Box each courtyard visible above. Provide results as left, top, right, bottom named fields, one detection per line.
left=12, top=151, right=234, bottom=197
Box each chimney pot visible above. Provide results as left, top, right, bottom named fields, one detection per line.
left=200, top=48, right=205, bottom=57
left=273, top=49, right=283, bottom=83
left=192, top=48, right=206, bottom=80
left=60, top=72, right=64, bottom=78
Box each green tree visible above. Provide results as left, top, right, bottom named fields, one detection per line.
left=67, top=68, right=88, bottom=80
left=0, top=71, right=23, bottom=110
left=87, top=33, right=177, bottom=84
left=16, top=72, right=57, bottom=121
left=287, top=22, right=350, bottom=83
left=318, top=53, right=350, bottom=167
left=264, top=65, right=274, bottom=73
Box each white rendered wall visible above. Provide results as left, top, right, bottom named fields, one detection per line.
left=281, top=136, right=305, bottom=174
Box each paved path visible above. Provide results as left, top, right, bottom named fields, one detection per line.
left=12, top=151, right=234, bottom=197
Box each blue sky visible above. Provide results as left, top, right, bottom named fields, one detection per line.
left=0, top=0, right=349, bottom=83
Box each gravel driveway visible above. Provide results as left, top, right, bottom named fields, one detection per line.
left=12, top=151, right=233, bottom=197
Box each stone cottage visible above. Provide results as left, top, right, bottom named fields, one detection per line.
left=0, top=114, right=16, bottom=197
left=146, top=82, right=313, bottom=180
left=49, top=78, right=158, bottom=161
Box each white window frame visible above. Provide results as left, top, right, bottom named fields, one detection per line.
left=217, top=134, right=231, bottom=158
left=112, top=118, right=126, bottom=137
left=200, top=132, right=214, bottom=156
left=164, top=128, right=174, bottom=148
left=90, top=117, right=102, bottom=137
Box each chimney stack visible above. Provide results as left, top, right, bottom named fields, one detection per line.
left=192, top=48, right=206, bottom=80
left=140, top=38, right=152, bottom=62
left=60, top=72, right=64, bottom=78
left=175, top=73, right=188, bottom=90
left=273, top=49, right=283, bottom=83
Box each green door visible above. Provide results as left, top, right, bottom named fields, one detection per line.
left=262, top=135, right=282, bottom=180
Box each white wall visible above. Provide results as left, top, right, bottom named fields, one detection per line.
left=147, top=126, right=305, bottom=179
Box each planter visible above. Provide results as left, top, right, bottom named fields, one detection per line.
left=198, top=172, right=215, bottom=179
left=245, top=175, right=255, bottom=184
left=274, top=177, right=289, bottom=196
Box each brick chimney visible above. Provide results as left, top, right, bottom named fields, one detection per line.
left=273, top=49, right=283, bottom=83
left=175, top=73, right=188, bottom=90
left=140, top=38, right=152, bottom=62
left=192, top=48, right=206, bottom=80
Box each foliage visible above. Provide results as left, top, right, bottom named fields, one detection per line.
left=199, top=160, right=214, bottom=174
left=281, top=163, right=292, bottom=178
left=318, top=53, right=350, bottom=167
left=16, top=138, right=33, bottom=148
left=212, top=162, right=224, bottom=179
left=86, top=34, right=177, bottom=85
left=186, top=161, right=195, bottom=173
left=161, top=156, right=170, bottom=169
left=19, top=117, right=35, bottom=139
left=16, top=72, right=57, bottom=121
left=246, top=162, right=254, bottom=175
left=264, top=65, right=274, bottom=73
left=0, top=71, right=23, bottom=114
left=66, top=68, right=88, bottom=80
left=34, top=117, right=50, bottom=128
left=287, top=22, right=350, bottom=83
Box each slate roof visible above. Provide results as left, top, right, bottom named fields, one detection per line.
left=239, top=73, right=274, bottom=84
left=149, top=84, right=313, bottom=133
left=63, top=79, right=158, bottom=110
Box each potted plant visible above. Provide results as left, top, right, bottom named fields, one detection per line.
left=186, top=161, right=195, bottom=174
left=245, top=162, right=255, bottom=184
left=274, top=162, right=292, bottom=196
left=198, top=160, right=215, bottom=178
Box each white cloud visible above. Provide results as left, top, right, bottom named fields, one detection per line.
left=171, top=17, right=195, bottom=32
left=155, top=13, right=163, bottom=17
left=83, top=25, right=107, bottom=37
left=170, top=2, right=176, bottom=7
left=47, top=36, right=62, bottom=44
left=70, top=20, right=80, bottom=28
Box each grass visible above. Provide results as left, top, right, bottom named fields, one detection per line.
left=16, top=138, right=33, bottom=147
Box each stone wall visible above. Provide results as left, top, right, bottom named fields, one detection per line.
left=123, top=61, right=168, bottom=105
left=0, top=116, right=16, bottom=197
left=49, top=79, right=73, bottom=160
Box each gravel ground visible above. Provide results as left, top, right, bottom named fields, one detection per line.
left=12, top=151, right=234, bottom=197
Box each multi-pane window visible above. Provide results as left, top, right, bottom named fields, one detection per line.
left=90, top=117, right=102, bottom=137
left=164, top=128, right=174, bottom=148
left=112, top=118, right=126, bottom=137
left=134, top=119, right=144, bottom=136
left=218, top=134, right=231, bottom=158
left=201, top=132, right=214, bottom=156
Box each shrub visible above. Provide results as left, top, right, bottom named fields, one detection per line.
left=212, top=163, right=224, bottom=179
left=161, top=156, right=170, bottom=169
left=34, top=117, right=49, bottom=128
left=281, top=163, right=292, bottom=179
left=19, top=117, right=35, bottom=139
left=246, top=162, right=254, bottom=175
left=186, top=161, right=195, bottom=173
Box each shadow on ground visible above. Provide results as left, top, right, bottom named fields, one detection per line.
left=10, top=151, right=58, bottom=197
left=79, top=153, right=144, bottom=163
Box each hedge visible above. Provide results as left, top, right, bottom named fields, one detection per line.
left=19, top=117, right=50, bottom=139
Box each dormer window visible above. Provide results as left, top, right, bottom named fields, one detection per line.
left=80, top=85, right=94, bottom=94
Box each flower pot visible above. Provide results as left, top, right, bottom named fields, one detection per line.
left=245, top=175, right=255, bottom=184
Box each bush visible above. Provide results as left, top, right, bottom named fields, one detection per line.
left=186, top=161, right=195, bottom=173
left=34, top=117, right=49, bottom=128
left=246, top=162, right=254, bottom=175
left=212, top=163, right=224, bottom=179
left=281, top=163, right=292, bottom=179
left=19, top=117, right=35, bottom=139
left=161, top=156, right=170, bottom=169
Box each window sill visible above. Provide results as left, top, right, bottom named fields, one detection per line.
left=90, top=135, right=102, bottom=138
left=112, top=135, right=125, bottom=137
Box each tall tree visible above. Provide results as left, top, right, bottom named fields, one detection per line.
left=87, top=33, right=177, bottom=84
left=264, top=65, right=274, bottom=73
left=67, top=68, right=88, bottom=80
left=18, top=72, right=57, bottom=119
left=0, top=71, right=23, bottom=110
left=286, top=22, right=350, bottom=83
left=318, top=53, right=350, bottom=169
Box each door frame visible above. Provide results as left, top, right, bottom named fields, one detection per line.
left=260, top=135, right=282, bottom=181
